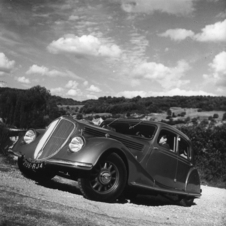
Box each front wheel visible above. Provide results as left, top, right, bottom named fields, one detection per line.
left=78, top=153, right=127, bottom=202
left=179, top=196, right=195, bottom=207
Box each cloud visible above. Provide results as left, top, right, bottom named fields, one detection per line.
left=116, top=90, right=147, bottom=98
left=86, top=94, right=98, bottom=99
left=131, top=60, right=190, bottom=89
left=205, top=51, right=226, bottom=87
left=15, top=76, right=30, bottom=84
left=0, top=53, right=15, bottom=73
left=26, top=65, right=81, bottom=79
left=194, top=19, right=226, bottom=42
left=50, top=87, right=65, bottom=95
left=116, top=88, right=215, bottom=98
left=120, top=0, right=196, bottom=16
left=65, top=80, right=79, bottom=89
left=26, top=65, right=66, bottom=77
left=47, top=34, right=122, bottom=57
left=66, top=89, right=82, bottom=96
left=160, top=19, right=226, bottom=42
left=159, top=29, right=194, bottom=41
left=0, top=81, right=7, bottom=87
left=209, top=51, right=226, bottom=74
left=87, top=85, right=101, bottom=92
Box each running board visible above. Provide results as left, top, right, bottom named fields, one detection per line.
left=130, top=182, right=201, bottom=197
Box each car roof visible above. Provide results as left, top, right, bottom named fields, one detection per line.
left=103, top=118, right=190, bottom=141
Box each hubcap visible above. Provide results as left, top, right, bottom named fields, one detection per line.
left=90, top=161, right=119, bottom=194
left=99, top=171, right=112, bottom=184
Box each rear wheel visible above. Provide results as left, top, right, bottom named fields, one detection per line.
left=78, top=153, right=127, bottom=202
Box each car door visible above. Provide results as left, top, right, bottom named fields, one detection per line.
left=146, top=129, right=178, bottom=189
left=175, top=136, right=192, bottom=191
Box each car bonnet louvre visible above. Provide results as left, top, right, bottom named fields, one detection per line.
left=84, top=126, right=144, bottom=152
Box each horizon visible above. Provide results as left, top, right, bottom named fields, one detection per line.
left=0, top=0, right=226, bottom=101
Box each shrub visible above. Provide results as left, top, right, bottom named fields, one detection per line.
left=179, top=124, right=226, bottom=186
left=222, top=112, right=226, bottom=121
left=213, top=113, right=219, bottom=119
left=0, top=123, right=9, bottom=154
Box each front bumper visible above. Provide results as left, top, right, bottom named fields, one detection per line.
left=8, top=149, right=93, bottom=171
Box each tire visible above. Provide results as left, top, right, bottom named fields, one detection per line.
left=78, top=153, right=127, bottom=202
left=18, top=157, right=55, bottom=182
left=179, top=196, right=194, bottom=207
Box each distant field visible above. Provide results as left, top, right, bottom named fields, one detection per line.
left=185, top=110, right=225, bottom=120
left=147, top=109, right=225, bottom=121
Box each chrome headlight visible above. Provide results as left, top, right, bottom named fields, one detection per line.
left=24, top=130, right=36, bottom=144
left=69, top=137, right=84, bottom=153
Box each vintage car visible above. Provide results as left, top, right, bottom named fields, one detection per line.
left=10, top=116, right=201, bottom=205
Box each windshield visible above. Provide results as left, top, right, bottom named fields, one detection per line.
left=107, top=122, right=156, bottom=139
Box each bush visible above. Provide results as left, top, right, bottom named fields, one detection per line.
left=222, top=112, right=226, bottom=121
left=213, top=113, right=219, bottom=119
left=0, top=123, right=9, bottom=154
left=179, top=124, right=226, bottom=186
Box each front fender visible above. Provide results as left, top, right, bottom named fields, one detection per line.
left=53, top=137, right=133, bottom=166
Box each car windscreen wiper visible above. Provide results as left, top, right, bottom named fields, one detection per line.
left=129, top=120, right=142, bottom=129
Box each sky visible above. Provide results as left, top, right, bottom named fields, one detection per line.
left=0, top=0, right=226, bottom=101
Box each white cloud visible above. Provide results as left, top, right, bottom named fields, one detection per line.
left=83, top=81, right=88, bottom=86
left=160, top=19, right=226, bottom=42
left=206, top=51, right=226, bottom=87
left=120, top=0, right=196, bottom=16
left=50, top=87, right=64, bottom=95
left=26, top=65, right=80, bottom=79
left=0, top=81, right=7, bottom=87
left=15, top=76, right=30, bottom=84
left=87, top=85, right=101, bottom=92
left=47, top=34, right=122, bottom=57
left=209, top=51, right=226, bottom=74
left=86, top=94, right=98, bottom=99
left=116, top=88, right=215, bottom=98
left=26, top=65, right=66, bottom=77
left=157, top=88, right=215, bottom=96
left=194, top=19, right=226, bottom=42
left=65, top=80, right=79, bottom=89
left=66, top=89, right=82, bottom=96
left=131, top=60, right=190, bottom=89
left=0, top=52, right=15, bottom=73
left=159, top=29, right=194, bottom=41
left=116, top=90, right=147, bottom=98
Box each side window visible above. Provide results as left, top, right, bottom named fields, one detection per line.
left=157, top=129, right=177, bottom=152
left=178, top=137, right=190, bottom=159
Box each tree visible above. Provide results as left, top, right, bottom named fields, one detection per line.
left=223, top=112, right=226, bottom=121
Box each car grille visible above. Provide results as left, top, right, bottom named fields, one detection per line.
left=84, top=127, right=144, bottom=152
left=36, top=118, right=75, bottom=160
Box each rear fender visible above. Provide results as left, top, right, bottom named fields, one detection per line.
left=185, top=168, right=201, bottom=195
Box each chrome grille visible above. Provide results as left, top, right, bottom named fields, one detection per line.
left=37, top=118, right=75, bottom=160
left=84, top=127, right=144, bottom=152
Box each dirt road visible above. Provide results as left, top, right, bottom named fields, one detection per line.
left=0, top=155, right=226, bottom=226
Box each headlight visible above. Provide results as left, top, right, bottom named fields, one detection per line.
left=69, top=137, right=84, bottom=153
left=24, top=130, right=36, bottom=144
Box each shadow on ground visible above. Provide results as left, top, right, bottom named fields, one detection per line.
left=37, top=176, right=196, bottom=207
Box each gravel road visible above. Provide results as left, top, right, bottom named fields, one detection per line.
left=0, top=154, right=226, bottom=226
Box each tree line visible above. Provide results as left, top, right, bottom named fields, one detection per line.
left=1, top=86, right=226, bottom=129
left=0, top=86, right=65, bottom=129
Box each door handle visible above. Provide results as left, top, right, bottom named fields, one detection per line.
left=153, top=147, right=159, bottom=150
